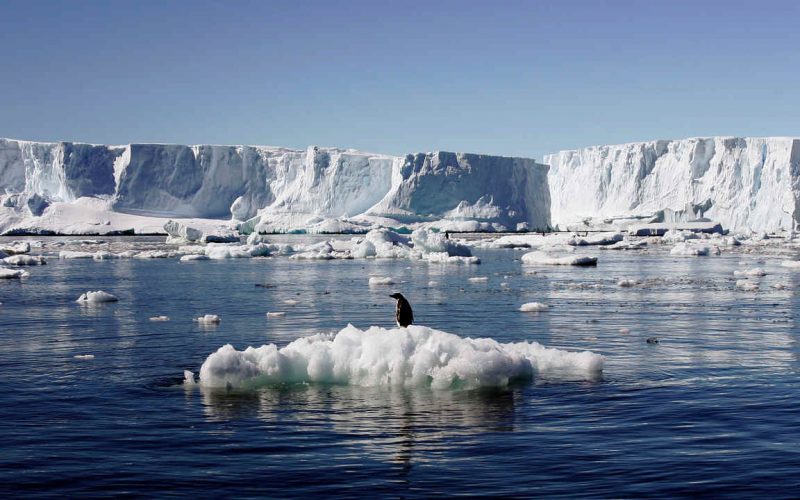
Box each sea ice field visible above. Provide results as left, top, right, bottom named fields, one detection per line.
left=1, top=232, right=799, bottom=497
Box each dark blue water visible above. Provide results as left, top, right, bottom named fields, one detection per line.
left=1, top=236, right=799, bottom=497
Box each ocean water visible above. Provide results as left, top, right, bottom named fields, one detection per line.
left=1, top=236, right=799, bottom=497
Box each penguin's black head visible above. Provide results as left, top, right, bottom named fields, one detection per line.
left=389, top=293, right=404, bottom=300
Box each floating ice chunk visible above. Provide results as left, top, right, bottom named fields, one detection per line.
left=92, top=251, right=119, bottom=260
left=733, top=268, right=767, bottom=277
left=284, top=299, right=299, bottom=305
left=600, top=239, right=647, bottom=251
left=164, top=220, right=203, bottom=243
left=772, top=283, right=788, bottom=290
left=781, top=260, right=800, bottom=269
left=619, top=328, right=631, bottom=334
left=3, top=255, right=46, bottom=266
left=519, top=302, right=549, bottom=312
left=59, top=250, right=95, bottom=259
left=0, top=241, right=31, bottom=255
left=183, top=370, right=196, bottom=386
left=246, top=232, right=270, bottom=245
left=76, top=291, right=119, bottom=303
left=0, top=268, right=30, bottom=279
left=424, top=252, right=481, bottom=264
left=567, top=232, right=623, bottom=246
left=134, top=250, right=173, bottom=259
left=428, top=280, right=438, bottom=286
left=670, top=243, right=711, bottom=256
left=617, top=279, right=640, bottom=287
left=266, top=312, right=286, bottom=318
left=369, top=276, right=395, bottom=285
left=662, top=230, right=700, bottom=244
left=180, top=254, right=210, bottom=261
left=521, top=251, right=598, bottom=266
left=736, top=280, right=759, bottom=291
left=411, top=228, right=472, bottom=257
left=149, top=315, right=170, bottom=321
left=195, top=314, right=221, bottom=324
left=197, top=324, right=604, bottom=389
left=468, top=276, right=489, bottom=283
left=74, top=354, right=95, bottom=360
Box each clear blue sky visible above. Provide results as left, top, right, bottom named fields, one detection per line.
left=1, top=0, right=798, bottom=159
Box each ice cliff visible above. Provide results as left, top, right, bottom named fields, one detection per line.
left=0, top=139, right=550, bottom=234
left=544, top=137, right=800, bottom=232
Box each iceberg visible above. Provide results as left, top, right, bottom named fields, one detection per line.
left=0, top=139, right=550, bottom=235
left=544, top=137, right=800, bottom=232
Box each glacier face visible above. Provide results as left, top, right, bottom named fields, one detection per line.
left=0, top=138, right=551, bottom=234
left=544, top=137, right=800, bottom=232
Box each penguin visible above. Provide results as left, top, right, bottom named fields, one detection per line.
left=389, top=293, right=414, bottom=327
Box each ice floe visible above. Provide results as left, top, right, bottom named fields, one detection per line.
left=195, top=324, right=604, bottom=390
left=521, top=251, right=598, bottom=266
left=519, top=302, right=549, bottom=312
left=76, top=291, right=119, bottom=303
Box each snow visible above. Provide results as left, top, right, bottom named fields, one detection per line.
left=519, top=302, right=549, bottom=312
left=544, top=137, right=800, bottom=232
left=196, top=324, right=604, bottom=389
left=76, top=291, right=119, bottom=303
left=521, top=251, right=598, bottom=266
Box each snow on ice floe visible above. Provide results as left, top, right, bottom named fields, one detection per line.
left=0, top=241, right=31, bottom=255
left=76, top=291, right=119, bottom=303
left=194, top=324, right=604, bottom=390
left=0, top=268, right=29, bottom=279
left=521, top=251, right=597, bottom=266
left=519, top=302, right=549, bottom=312
left=2, top=255, right=46, bottom=266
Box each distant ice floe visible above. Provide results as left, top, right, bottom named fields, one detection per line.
left=368, top=276, right=395, bottom=286
left=149, top=315, right=170, bottom=321
left=76, top=291, right=119, bottom=303
left=0, top=268, right=30, bottom=279
left=195, top=314, right=221, bottom=324
left=781, top=260, right=800, bottom=269
left=266, top=312, right=285, bottom=318
left=519, top=302, right=549, bottom=312
left=736, top=279, right=759, bottom=291
left=194, top=324, right=604, bottom=390
left=0, top=241, right=31, bottom=255
left=733, top=268, right=767, bottom=277
left=669, top=242, right=720, bottom=256
left=3, top=255, right=46, bottom=266
left=468, top=276, right=489, bottom=283
left=521, top=251, right=597, bottom=266
left=74, top=354, right=95, bottom=360
left=617, top=279, right=640, bottom=287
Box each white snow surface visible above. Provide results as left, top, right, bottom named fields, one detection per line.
left=196, top=324, right=604, bottom=389
left=544, top=137, right=800, bottom=232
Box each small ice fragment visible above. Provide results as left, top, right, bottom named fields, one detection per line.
left=733, top=268, right=767, bottom=277
left=469, top=276, right=489, bottom=283
left=76, top=291, right=119, bottom=303
left=617, top=279, right=639, bottom=287
left=195, top=314, right=221, bottom=324
left=736, top=280, right=759, bottom=291
left=428, top=280, right=438, bottom=286
left=780, top=260, right=800, bottom=269
left=183, top=370, right=196, bottom=386
left=772, top=283, right=788, bottom=290
left=520, top=302, right=549, bottom=312
left=74, top=354, right=95, bottom=360
left=283, top=299, right=299, bottom=305
left=619, top=327, right=631, bottom=334
left=180, top=254, right=210, bottom=262
left=266, top=312, right=286, bottom=318
left=149, top=316, right=170, bottom=321
left=369, top=277, right=394, bottom=285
